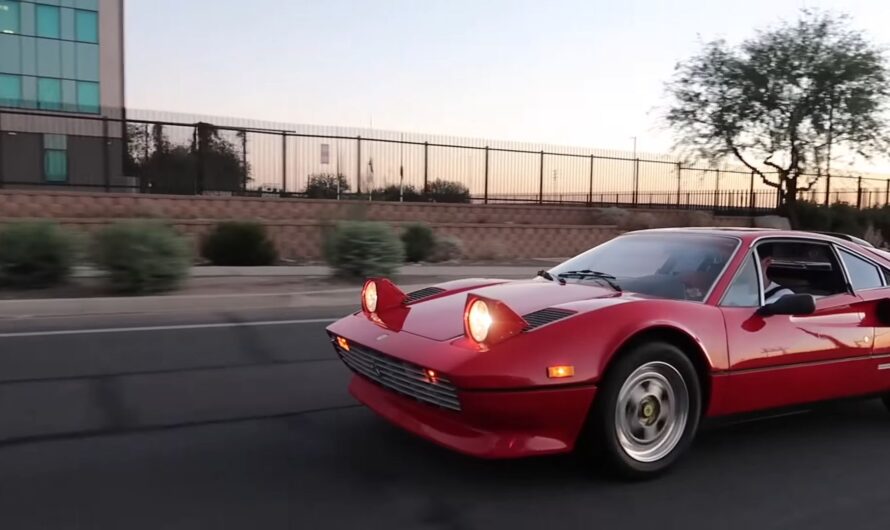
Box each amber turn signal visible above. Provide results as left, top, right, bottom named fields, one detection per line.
left=547, top=365, right=575, bottom=379
left=336, top=336, right=350, bottom=352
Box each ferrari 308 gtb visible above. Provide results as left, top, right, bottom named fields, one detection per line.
left=327, top=228, right=890, bottom=477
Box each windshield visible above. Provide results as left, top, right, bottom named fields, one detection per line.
left=549, top=233, right=739, bottom=301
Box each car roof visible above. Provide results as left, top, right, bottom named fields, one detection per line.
left=628, top=227, right=865, bottom=246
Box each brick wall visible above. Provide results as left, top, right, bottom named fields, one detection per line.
left=0, top=190, right=755, bottom=261
left=0, top=190, right=751, bottom=227
left=44, top=218, right=619, bottom=261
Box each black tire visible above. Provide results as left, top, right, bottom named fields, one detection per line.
left=582, top=341, right=702, bottom=479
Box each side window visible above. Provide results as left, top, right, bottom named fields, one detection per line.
left=757, top=241, right=847, bottom=297
left=721, top=254, right=760, bottom=307
left=839, top=249, right=883, bottom=291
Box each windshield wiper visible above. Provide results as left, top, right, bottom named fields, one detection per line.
left=557, top=270, right=622, bottom=292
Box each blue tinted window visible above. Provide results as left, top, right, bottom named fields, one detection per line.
left=0, top=34, right=22, bottom=73
left=74, top=9, right=96, bottom=42
left=35, top=4, right=59, bottom=38
left=36, top=38, right=61, bottom=77
left=0, top=0, right=19, bottom=34
left=75, top=42, right=98, bottom=81
left=37, top=77, right=61, bottom=109
left=44, top=149, right=67, bottom=182
left=76, top=80, right=98, bottom=113
left=0, top=73, right=21, bottom=107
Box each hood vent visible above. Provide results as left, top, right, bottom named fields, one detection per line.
left=522, top=308, right=577, bottom=331
left=405, top=287, right=446, bottom=304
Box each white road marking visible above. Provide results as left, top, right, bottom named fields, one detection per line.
left=0, top=318, right=337, bottom=339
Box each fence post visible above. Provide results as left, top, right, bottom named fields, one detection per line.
left=356, top=135, right=362, bottom=195
left=749, top=170, right=755, bottom=215
left=194, top=125, right=204, bottom=195
left=588, top=155, right=594, bottom=206
left=857, top=176, right=863, bottom=209
left=423, top=142, right=429, bottom=193
left=713, top=169, right=720, bottom=210
left=538, top=150, right=544, bottom=204
left=632, top=157, right=640, bottom=206
left=824, top=174, right=831, bottom=206
left=281, top=132, right=287, bottom=194
left=483, top=146, right=490, bottom=205
left=676, top=163, right=682, bottom=207
left=102, top=117, right=110, bottom=192
left=885, top=179, right=889, bottom=207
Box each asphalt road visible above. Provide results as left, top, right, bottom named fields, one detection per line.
left=1, top=307, right=890, bottom=529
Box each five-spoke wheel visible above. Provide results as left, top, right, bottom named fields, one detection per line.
left=584, top=341, right=701, bottom=479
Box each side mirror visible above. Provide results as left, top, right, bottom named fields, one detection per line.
left=757, top=294, right=816, bottom=317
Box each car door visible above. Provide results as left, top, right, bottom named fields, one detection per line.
left=717, top=238, right=873, bottom=415
left=835, top=244, right=890, bottom=394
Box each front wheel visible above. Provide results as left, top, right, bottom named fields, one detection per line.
left=584, top=341, right=702, bottom=479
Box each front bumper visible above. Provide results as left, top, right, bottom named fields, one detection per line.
left=349, top=373, right=597, bottom=459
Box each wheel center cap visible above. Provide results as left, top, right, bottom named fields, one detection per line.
left=640, top=397, right=659, bottom=425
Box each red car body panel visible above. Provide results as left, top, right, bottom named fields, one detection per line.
left=327, top=228, right=890, bottom=459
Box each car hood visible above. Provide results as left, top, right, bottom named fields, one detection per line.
left=397, top=279, right=623, bottom=341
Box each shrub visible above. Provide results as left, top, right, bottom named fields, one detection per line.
left=324, top=221, right=405, bottom=278
left=0, top=222, right=75, bottom=289
left=305, top=173, right=350, bottom=199
left=619, top=212, right=659, bottom=231
left=425, top=180, right=471, bottom=203
left=428, top=235, right=464, bottom=262
left=201, top=222, right=277, bottom=266
left=372, top=184, right=424, bottom=202
left=590, top=207, right=629, bottom=226
left=93, top=221, right=190, bottom=293
left=401, top=223, right=436, bottom=262
left=792, top=201, right=867, bottom=237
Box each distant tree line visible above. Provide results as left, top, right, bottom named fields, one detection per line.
left=126, top=122, right=250, bottom=195
left=305, top=173, right=471, bottom=203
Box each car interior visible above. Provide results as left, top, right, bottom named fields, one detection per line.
left=759, top=242, right=848, bottom=298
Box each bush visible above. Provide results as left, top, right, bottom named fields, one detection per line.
left=792, top=201, right=867, bottom=237
left=401, top=223, right=436, bottom=262
left=372, top=184, right=424, bottom=202
left=93, top=221, right=190, bottom=293
left=428, top=235, right=464, bottom=262
left=306, top=173, right=350, bottom=199
left=425, top=180, right=471, bottom=203
left=0, top=222, right=75, bottom=289
left=201, top=222, right=277, bottom=266
left=324, top=221, right=405, bottom=278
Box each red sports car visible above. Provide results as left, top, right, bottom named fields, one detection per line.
left=327, top=228, right=890, bottom=478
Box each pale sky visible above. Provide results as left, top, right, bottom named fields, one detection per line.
left=125, top=0, right=890, bottom=159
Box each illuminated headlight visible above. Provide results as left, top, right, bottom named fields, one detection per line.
left=362, top=280, right=378, bottom=313
left=467, top=299, right=492, bottom=343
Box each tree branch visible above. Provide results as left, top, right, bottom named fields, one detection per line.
left=728, top=145, right=780, bottom=189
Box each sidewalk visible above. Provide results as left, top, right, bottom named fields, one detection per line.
left=0, top=262, right=558, bottom=319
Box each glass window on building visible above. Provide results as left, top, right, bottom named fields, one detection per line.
left=76, top=80, right=98, bottom=113
left=0, top=0, right=19, bottom=34
left=74, top=9, right=96, bottom=43
left=43, top=134, right=68, bottom=182
left=37, top=77, right=61, bottom=110
left=35, top=4, right=60, bottom=39
left=0, top=73, right=21, bottom=107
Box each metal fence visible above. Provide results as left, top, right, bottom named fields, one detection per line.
left=1, top=107, right=889, bottom=214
